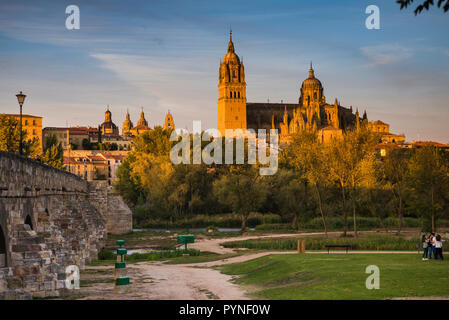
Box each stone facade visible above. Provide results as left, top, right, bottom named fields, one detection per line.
left=0, top=151, right=109, bottom=299
left=89, top=181, right=133, bottom=235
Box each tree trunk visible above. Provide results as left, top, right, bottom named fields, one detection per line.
left=431, top=187, right=435, bottom=233
left=292, top=214, right=298, bottom=230
left=315, top=184, right=327, bottom=237
left=397, top=194, right=403, bottom=235
left=341, top=184, right=348, bottom=236
left=352, top=197, right=358, bottom=238
left=241, top=213, right=248, bottom=233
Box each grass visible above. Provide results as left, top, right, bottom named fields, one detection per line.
left=164, top=252, right=245, bottom=265
left=87, top=249, right=234, bottom=266
left=106, top=230, right=176, bottom=249
left=223, top=235, right=421, bottom=251
left=220, top=253, right=449, bottom=299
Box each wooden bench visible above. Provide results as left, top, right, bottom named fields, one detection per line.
left=325, top=244, right=351, bottom=254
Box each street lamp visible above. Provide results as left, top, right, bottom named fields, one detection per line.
left=15, top=91, right=27, bottom=155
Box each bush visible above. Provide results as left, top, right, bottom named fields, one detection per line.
left=98, top=248, right=115, bottom=260
left=97, top=248, right=201, bottom=261
left=255, top=223, right=293, bottom=231
left=224, top=235, right=420, bottom=251
left=304, top=217, right=421, bottom=230
left=136, top=213, right=282, bottom=229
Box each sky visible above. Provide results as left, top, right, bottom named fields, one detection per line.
left=0, top=0, right=448, bottom=142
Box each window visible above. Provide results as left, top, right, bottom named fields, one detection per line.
left=238, top=92, right=240, bottom=98
left=33, top=120, right=36, bottom=125
left=25, top=120, right=28, bottom=125
left=314, top=92, right=317, bottom=99
left=33, top=129, right=36, bottom=135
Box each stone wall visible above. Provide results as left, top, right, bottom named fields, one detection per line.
left=0, top=151, right=107, bottom=299
left=89, top=181, right=133, bottom=235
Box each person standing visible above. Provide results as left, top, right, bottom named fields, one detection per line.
left=430, top=233, right=437, bottom=260
left=435, top=234, right=444, bottom=260
left=422, top=234, right=429, bottom=260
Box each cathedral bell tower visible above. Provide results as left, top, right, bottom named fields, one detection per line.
left=217, top=30, right=247, bottom=136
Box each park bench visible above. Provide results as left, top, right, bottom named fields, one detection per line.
left=325, top=244, right=351, bottom=254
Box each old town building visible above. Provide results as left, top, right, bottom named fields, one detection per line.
left=1, top=113, right=43, bottom=151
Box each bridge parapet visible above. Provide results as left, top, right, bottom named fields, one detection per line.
left=0, top=151, right=107, bottom=299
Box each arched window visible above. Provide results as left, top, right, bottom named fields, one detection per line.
left=0, top=226, right=6, bottom=267
left=314, top=92, right=317, bottom=99
left=25, top=215, right=33, bottom=230
left=238, top=92, right=240, bottom=99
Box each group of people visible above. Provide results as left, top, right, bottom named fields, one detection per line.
left=422, top=233, right=444, bottom=260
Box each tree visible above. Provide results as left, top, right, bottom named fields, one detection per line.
left=285, top=129, right=330, bottom=236
left=41, top=134, right=63, bottom=168
left=407, top=146, right=449, bottom=232
left=0, top=114, right=40, bottom=157
left=271, top=169, right=311, bottom=230
left=397, top=0, right=449, bottom=15
left=82, top=138, right=92, bottom=150
left=381, top=147, right=410, bottom=234
left=213, top=165, right=268, bottom=232
left=338, top=126, right=379, bottom=237
left=327, top=137, right=352, bottom=236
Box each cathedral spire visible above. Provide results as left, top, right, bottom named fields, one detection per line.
left=228, top=28, right=235, bottom=53
left=309, top=61, right=315, bottom=78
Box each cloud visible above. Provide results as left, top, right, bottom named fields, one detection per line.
left=360, top=44, right=413, bottom=66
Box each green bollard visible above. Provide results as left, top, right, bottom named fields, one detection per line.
left=114, top=240, right=130, bottom=293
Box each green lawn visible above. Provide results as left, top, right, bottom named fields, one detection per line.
left=220, top=254, right=449, bottom=299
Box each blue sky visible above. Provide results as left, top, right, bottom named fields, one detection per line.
left=0, top=0, right=448, bottom=142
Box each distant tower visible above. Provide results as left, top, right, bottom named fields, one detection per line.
left=122, top=110, right=133, bottom=135
left=217, top=29, right=247, bottom=135
left=299, top=62, right=325, bottom=128
left=100, top=105, right=119, bottom=136
left=163, top=111, right=175, bottom=130
left=137, top=107, right=148, bottom=127
left=355, top=108, right=360, bottom=131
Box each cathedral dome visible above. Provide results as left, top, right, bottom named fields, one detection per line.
left=301, top=63, right=322, bottom=90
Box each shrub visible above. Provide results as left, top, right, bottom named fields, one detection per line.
left=136, top=213, right=282, bottom=229
left=255, top=223, right=293, bottom=231
left=223, top=236, right=420, bottom=251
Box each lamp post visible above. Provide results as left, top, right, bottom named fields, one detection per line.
left=15, top=91, right=27, bottom=155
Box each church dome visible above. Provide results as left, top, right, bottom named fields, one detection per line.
left=301, top=63, right=322, bottom=90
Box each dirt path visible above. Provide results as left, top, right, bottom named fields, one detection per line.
left=80, top=251, right=296, bottom=300
left=79, top=230, right=423, bottom=300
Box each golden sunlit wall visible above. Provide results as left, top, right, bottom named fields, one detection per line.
left=11, top=114, right=43, bottom=152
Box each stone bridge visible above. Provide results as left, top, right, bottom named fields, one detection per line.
left=0, top=151, right=132, bottom=299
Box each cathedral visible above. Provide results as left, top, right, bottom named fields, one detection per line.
left=217, top=31, right=403, bottom=144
